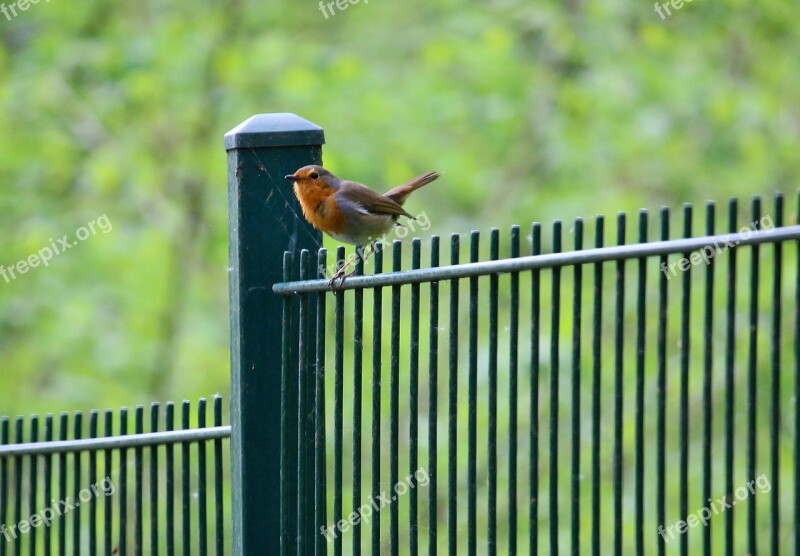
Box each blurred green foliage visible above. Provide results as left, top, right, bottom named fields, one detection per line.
left=2, top=0, right=798, bottom=412
left=3, top=0, right=798, bottom=414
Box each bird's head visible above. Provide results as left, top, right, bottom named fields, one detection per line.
left=284, top=165, right=338, bottom=190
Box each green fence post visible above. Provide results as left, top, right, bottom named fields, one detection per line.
left=225, top=113, right=324, bottom=555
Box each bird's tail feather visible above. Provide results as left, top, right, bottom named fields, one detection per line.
left=384, top=171, right=441, bottom=206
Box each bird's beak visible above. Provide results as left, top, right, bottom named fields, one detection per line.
left=284, top=174, right=298, bottom=181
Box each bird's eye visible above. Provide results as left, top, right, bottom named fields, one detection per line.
left=310, top=172, right=319, bottom=180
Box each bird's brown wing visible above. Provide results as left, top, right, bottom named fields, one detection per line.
left=339, top=181, right=415, bottom=219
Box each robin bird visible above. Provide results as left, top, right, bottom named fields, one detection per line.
left=284, top=165, right=441, bottom=286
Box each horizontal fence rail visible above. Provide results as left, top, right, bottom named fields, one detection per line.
left=0, top=396, right=230, bottom=556
left=0, top=427, right=232, bottom=457
left=276, top=193, right=800, bottom=556
left=273, top=225, right=800, bottom=294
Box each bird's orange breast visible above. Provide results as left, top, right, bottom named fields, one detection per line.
left=293, top=183, right=348, bottom=235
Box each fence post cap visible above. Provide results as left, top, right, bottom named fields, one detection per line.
left=224, top=113, right=325, bottom=150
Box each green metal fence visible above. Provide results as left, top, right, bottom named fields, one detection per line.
left=4, top=114, right=796, bottom=556
left=221, top=114, right=800, bottom=555
left=0, top=397, right=230, bottom=555
left=270, top=199, right=800, bottom=556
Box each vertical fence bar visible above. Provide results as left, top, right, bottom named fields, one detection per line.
left=656, top=208, right=668, bottom=556
left=702, top=203, right=715, bottom=556
left=181, top=402, right=191, bottom=556
left=679, top=205, right=691, bottom=556
left=507, top=226, right=520, bottom=556
left=89, top=410, right=99, bottom=556
left=488, top=229, right=499, bottom=556
left=634, top=211, right=646, bottom=556
left=769, top=193, right=782, bottom=556
left=149, top=404, right=160, bottom=556
left=103, top=411, right=113, bottom=556
left=44, top=414, right=54, bottom=556
left=427, top=235, right=440, bottom=556
left=317, top=248, right=331, bottom=556
left=724, top=198, right=737, bottom=556
left=746, top=197, right=760, bottom=555
left=119, top=408, right=128, bottom=556
left=70, top=413, right=82, bottom=551
left=13, top=418, right=21, bottom=556
left=198, top=399, right=208, bottom=556
left=613, top=214, right=625, bottom=556
left=409, top=237, right=421, bottom=556
left=57, top=413, right=67, bottom=556
left=468, top=231, right=480, bottom=556
left=571, top=219, right=583, bottom=556
left=165, top=403, right=175, bottom=556
left=591, top=216, right=603, bottom=556
left=448, top=234, right=459, bottom=556
left=352, top=254, right=365, bottom=556
left=390, top=241, right=402, bottom=556
left=225, top=113, right=324, bottom=556
left=371, top=245, right=384, bottom=556
left=530, top=223, right=541, bottom=556
left=296, top=251, right=311, bottom=556
left=213, top=396, right=224, bottom=556
left=28, top=416, right=38, bottom=556
left=134, top=407, right=143, bottom=556
left=549, top=221, right=562, bottom=556
left=0, top=418, right=6, bottom=556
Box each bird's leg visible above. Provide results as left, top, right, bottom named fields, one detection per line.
left=328, top=256, right=356, bottom=289
left=358, top=241, right=377, bottom=265
left=328, top=247, right=363, bottom=289
left=327, top=242, right=377, bottom=289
